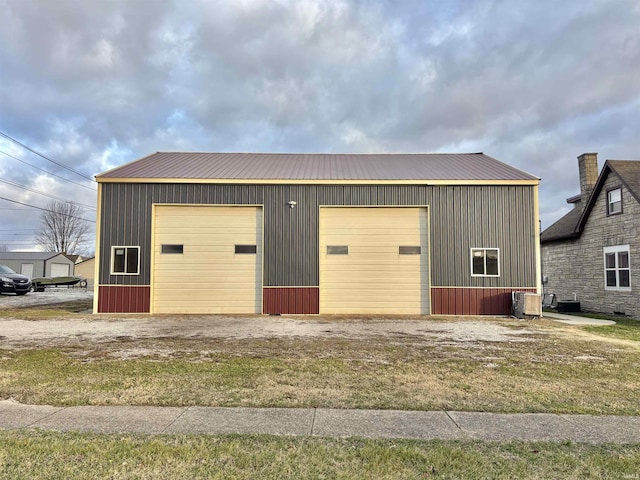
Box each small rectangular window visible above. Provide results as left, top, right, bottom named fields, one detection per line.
left=161, top=244, right=184, bottom=254
left=112, top=246, right=140, bottom=275
left=471, top=248, right=500, bottom=277
left=235, top=244, right=257, bottom=254
left=607, top=187, right=622, bottom=215
left=399, top=246, right=421, bottom=255
left=327, top=245, right=348, bottom=255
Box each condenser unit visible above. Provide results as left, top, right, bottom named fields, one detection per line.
left=512, top=292, right=542, bottom=319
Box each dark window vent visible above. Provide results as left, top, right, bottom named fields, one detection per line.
left=327, top=245, right=348, bottom=255
left=161, top=244, right=184, bottom=254
left=235, top=245, right=257, bottom=254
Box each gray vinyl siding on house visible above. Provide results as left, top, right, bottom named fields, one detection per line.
left=99, top=183, right=537, bottom=289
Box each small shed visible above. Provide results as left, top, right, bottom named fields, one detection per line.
left=0, top=252, right=76, bottom=278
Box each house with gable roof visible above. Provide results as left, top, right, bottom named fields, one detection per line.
left=541, top=153, right=640, bottom=318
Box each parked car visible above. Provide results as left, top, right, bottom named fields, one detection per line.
left=0, top=264, right=32, bottom=295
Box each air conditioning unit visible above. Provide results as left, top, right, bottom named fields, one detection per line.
left=512, top=292, right=542, bottom=319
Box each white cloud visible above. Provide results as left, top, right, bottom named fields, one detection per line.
left=0, top=0, right=639, bottom=243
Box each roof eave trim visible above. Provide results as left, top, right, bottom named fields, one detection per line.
left=96, top=177, right=540, bottom=186
left=575, top=162, right=613, bottom=233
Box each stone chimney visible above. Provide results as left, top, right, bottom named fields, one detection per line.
left=577, top=153, right=598, bottom=205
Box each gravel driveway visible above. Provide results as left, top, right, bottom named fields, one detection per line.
left=0, top=289, right=541, bottom=350
left=0, top=287, right=93, bottom=310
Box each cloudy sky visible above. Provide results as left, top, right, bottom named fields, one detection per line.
left=1, top=0, right=639, bottom=254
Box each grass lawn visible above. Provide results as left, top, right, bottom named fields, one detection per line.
left=2, top=302, right=639, bottom=477
left=0, top=302, right=639, bottom=414
left=1, top=431, right=639, bottom=479
left=580, top=316, right=640, bottom=342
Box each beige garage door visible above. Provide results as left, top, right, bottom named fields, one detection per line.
left=51, top=263, right=70, bottom=277
left=320, top=207, right=429, bottom=314
left=152, top=205, right=262, bottom=314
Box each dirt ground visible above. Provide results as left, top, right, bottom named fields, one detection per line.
left=0, top=289, right=540, bottom=351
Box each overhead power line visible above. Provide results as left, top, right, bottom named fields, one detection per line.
left=0, top=130, right=96, bottom=183
left=0, top=150, right=96, bottom=191
left=0, top=195, right=95, bottom=223
left=0, top=177, right=96, bottom=210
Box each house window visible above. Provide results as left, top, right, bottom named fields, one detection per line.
left=112, top=247, right=140, bottom=275
left=471, top=248, right=500, bottom=277
left=607, top=187, right=622, bottom=215
left=604, top=245, right=630, bottom=291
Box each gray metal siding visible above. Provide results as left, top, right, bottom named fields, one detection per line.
left=99, top=183, right=537, bottom=288
left=0, top=259, right=46, bottom=277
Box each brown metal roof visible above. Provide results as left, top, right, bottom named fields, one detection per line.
left=97, top=152, right=539, bottom=182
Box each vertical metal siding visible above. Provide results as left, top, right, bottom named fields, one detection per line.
left=99, top=183, right=537, bottom=290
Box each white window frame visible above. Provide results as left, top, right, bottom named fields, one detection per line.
left=111, top=246, right=141, bottom=275
left=470, top=248, right=500, bottom=277
left=603, top=245, right=631, bottom=291
left=607, top=187, right=622, bottom=215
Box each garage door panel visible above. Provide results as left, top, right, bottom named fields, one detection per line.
left=155, top=284, right=258, bottom=292
left=153, top=205, right=262, bottom=314
left=320, top=207, right=429, bottom=315
left=51, top=263, right=70, bottom=277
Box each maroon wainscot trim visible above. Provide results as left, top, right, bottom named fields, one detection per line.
left=263, top=287, right=319, bottom=314
left=98, top=286, right=151, bottom=313
left=431, top=288, right=536, bottom=315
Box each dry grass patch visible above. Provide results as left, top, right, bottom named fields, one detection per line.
left=1, top=323, right=638, bottom=414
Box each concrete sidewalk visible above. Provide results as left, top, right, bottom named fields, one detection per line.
left=542, top=312, right=617, bottom=326
left=1, top=400, right=638, bottom=444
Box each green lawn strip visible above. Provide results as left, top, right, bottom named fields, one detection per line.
left=543, top=309, right=640, bottom=342
left=0, top=431, right=638, bottom=480
left=1, top=344, right=638, bottom=414
left=581, top=317, right=640, bottom=342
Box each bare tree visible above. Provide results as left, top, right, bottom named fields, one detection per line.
left=35, top=200, right=90, bottom=255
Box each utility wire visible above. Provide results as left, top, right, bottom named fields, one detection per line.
left=0, top=195, right=95, bottom=222
left=0, top=150, right=96, bottom=191
left=0, top=177, right=96, bottom=210
left=0, top=130, right=96, bottom=183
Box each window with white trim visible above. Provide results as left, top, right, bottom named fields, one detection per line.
left=111, top=246, right=140, bottom=275
left=604, top=245, right=630, bottom=290
left=471, top=248, right=500, bottom=277
left=607, top=187, right=622, bottom=215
